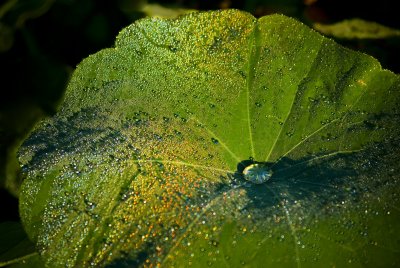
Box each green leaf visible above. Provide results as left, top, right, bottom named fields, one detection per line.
left=18, top=10, right=400, bottom=267
left=6, top=254, right=44, bottom=268
left=314, top=18, right=400, bottom=39
left=0, top=222, right=39, bottom=267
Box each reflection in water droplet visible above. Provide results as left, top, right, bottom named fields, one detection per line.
left=84, top=198, right=97, bottom=211
left=243, top=163, right=272, bottom=184
left=169, top=46, right=178, bottom=52
left=286, top=131, right=294, bottom=137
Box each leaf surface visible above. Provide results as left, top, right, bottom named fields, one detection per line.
left=19, top=10, right=400, bottom=267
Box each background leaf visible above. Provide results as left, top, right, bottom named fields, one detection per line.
left=314, top=18, right=400, bottom=39
left=0, top=221, right=39, bottom=267
left=140, top=3, right=197, bottom=18
left=18, top=10, right=400, bottom=267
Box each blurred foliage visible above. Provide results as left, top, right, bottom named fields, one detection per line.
left=314, top=19, right=400, bottom=39
left=0, top=221, right=38, bottom=267
left=0, top=0, right=399, bottom=218
left=140, top=3, right=196, bottom=18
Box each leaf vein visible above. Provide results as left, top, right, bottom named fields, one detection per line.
left=265, top=38, right=325, bottom=162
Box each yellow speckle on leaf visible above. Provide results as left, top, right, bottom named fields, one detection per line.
left=357, top=79, right=367, bottom=86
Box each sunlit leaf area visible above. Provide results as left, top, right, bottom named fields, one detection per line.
left=1, top=1, right=399, bottom=267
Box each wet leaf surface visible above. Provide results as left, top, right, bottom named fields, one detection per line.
left=18, top=10, right=400, bottom=267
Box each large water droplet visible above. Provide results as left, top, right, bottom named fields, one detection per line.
left=243, top=163, right=272, bottom=184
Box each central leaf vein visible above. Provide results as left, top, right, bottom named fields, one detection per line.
left=245, top=22, right=261, bottom=159
left=132, top=159, right=232, bottom=174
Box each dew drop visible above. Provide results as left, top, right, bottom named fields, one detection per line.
left=243, top=163, right=272, bottom=184
left=211, top=138, right=219, bottom=144
left=169, top=46, right=178, bottom=52
left=84, top=198, right=96, bottom=211
left=286, top=131, right=294, bottom=137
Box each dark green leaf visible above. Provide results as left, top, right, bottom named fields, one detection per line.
left=19, top=10, right=400, bottom=267
left=0, top=222, right=38, bottom=267
left=7, top=254, right=44, bottom=268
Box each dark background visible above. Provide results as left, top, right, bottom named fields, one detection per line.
left=1, top=0, right=399, bottom=223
